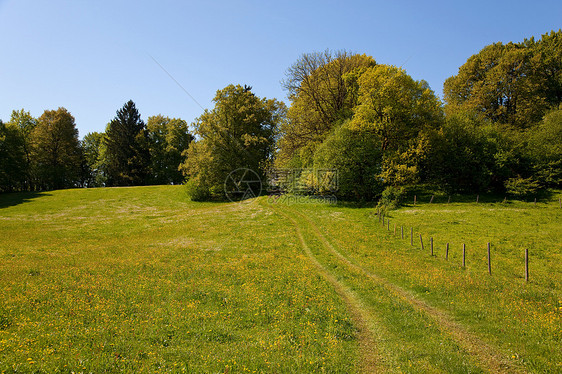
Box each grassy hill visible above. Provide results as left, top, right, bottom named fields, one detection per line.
left=0, top=186, right=560, bottom=372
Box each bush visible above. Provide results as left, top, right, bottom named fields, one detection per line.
left=313, top=122, right=383, bottom=201
left=185, top=178, right=211, bottom=202
left=377, top=186, right=405, bottom=210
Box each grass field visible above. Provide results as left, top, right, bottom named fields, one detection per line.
left=0, top=186, right=560, bottom=373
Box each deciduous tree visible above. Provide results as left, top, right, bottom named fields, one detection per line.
left=528, top=106, right=562, bottom=188
left=81, top=131, right=106, bottom=187
left=312, top=121, right=382, bottom=200
left=278, top=51, right=376, bottom=167
left=7, top=109, right=36, bottom=189
left=180, top=84, right=285, bottom=200
left=350, top=65, right=443, bottom=152
left=32, top=108, right=82, bottom=190
left=444, top=30, right=562, bottom=129
left=146, top=115, right=193, bottom=185
left=0, top=120, right=26, bottom=192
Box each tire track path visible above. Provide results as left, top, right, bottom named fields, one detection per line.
left=287, top=205, right=526, bottom=374
left=269, top=203, right=391, bottom=373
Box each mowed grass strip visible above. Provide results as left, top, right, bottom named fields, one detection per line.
left=0, top=186, right=360, bottom=373
left=291, top=193, right=561, bottom=373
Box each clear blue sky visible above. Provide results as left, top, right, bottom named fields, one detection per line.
left=1, top=0, right=561, bottom=138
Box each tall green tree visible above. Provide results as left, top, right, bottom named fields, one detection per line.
left=425, top=110, right=527, bottom=193
left=104, top=100, right=150, bottom=186
left=278, top=50, right=376, bottom=167
left=444, top=30, right=562, bottom=129
left=350, top=65, right=443, bottom=152
left=32, top=108, right=82, bottom=190
left=0, top=119, right=27, bottom=192
left=349, top=64, right=443, bottom=189
left=527, top=106, right=562, bottom=188
left=81, top=131, right=106, bottom=187
left=7, top=109, right=37, bottom=190
left=529, top=30, right=562, bottom=108
left=146, top=115, right=193, bottom=185
left=180, top=84, right=285, bottom=200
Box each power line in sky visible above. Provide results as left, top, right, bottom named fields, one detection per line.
left=148, top=53, right=205, bottom=111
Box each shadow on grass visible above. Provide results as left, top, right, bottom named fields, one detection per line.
left=0, top=191, right=51, bottom=209
left=401, top=187, right=557, bottom=206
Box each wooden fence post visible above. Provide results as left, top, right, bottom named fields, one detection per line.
left=525, top=249, right=529, bottom=282
left=414, top=195, right=417, bottom=206
left=387, top=220, right=390, bottom=231
left=487, top=242, right=492, bottom=275
left=476, top=195, right=479, bottom=203
left=410, top=228, right=414, bottom=246
left=430, top=195, right=434, bottom=204
left=445, top=243, right=449, bottom=260
left=401, top=226, right=404, bottom=239
left=462, top=244, right=466, bottom=268
left=394, top=223, right=396, bottom=235
left=447, top=196, right=451, bottom=204
left=419, top=234, right=424, bottom=250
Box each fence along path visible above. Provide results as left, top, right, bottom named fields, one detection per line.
left=280, top=203, right=526, bottom=374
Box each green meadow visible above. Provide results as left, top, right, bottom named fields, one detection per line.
left=0, top=186, right=560, bottom=373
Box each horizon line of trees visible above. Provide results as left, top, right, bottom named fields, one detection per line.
left=272, top=30, right=562, bottom=201
left=0, top=101, right=194, bottom=192
left=1, top=30, right=561, bottom=200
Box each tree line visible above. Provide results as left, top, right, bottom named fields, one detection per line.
left=1, top=30, right=561, bottom=200
left=0, top=101, right=193, bottom=192
left=184, top=31, right=561, bottom=201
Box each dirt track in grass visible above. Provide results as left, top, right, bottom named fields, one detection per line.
left=269, top=201, right=526, bottom=373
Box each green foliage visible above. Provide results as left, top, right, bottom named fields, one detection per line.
left=147, top=115, right=193, bottom=185
left=7, top=109, right=37, bottom=190
left=527, top=107, right=562, bottom=187
left=0, top=120, right=27, bottom=192
left=444, top=30, right=562, bottom=129
left=278, top=52, right=444, bottom=200
left=379, top=133, right=432, bottom=187
left=426, top=111, right=527, bottom=192
left=104, top=100, right=150, bottom=186
left=184, top=177, right=211, bottom=201
left=277, top=51, right=376, bottom=167
left=504, top=176, right=540, bottom=196
left=350, top=65, right=443, bottom=152
left=181, top=84, right=285, bottom=201
left=377, top=185, right=405, bottom=210
left=81, top=131, right=106, bottom=187
left=32, top=108, right=82, bottom=190
left=313, top=122, right=382, bottom=200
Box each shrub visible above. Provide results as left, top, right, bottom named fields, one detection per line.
left=377, top=186, right=406, bottom=210
left=185, top=178, right=211, bottom=202
left=313, top=122, right=383, bottom=201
